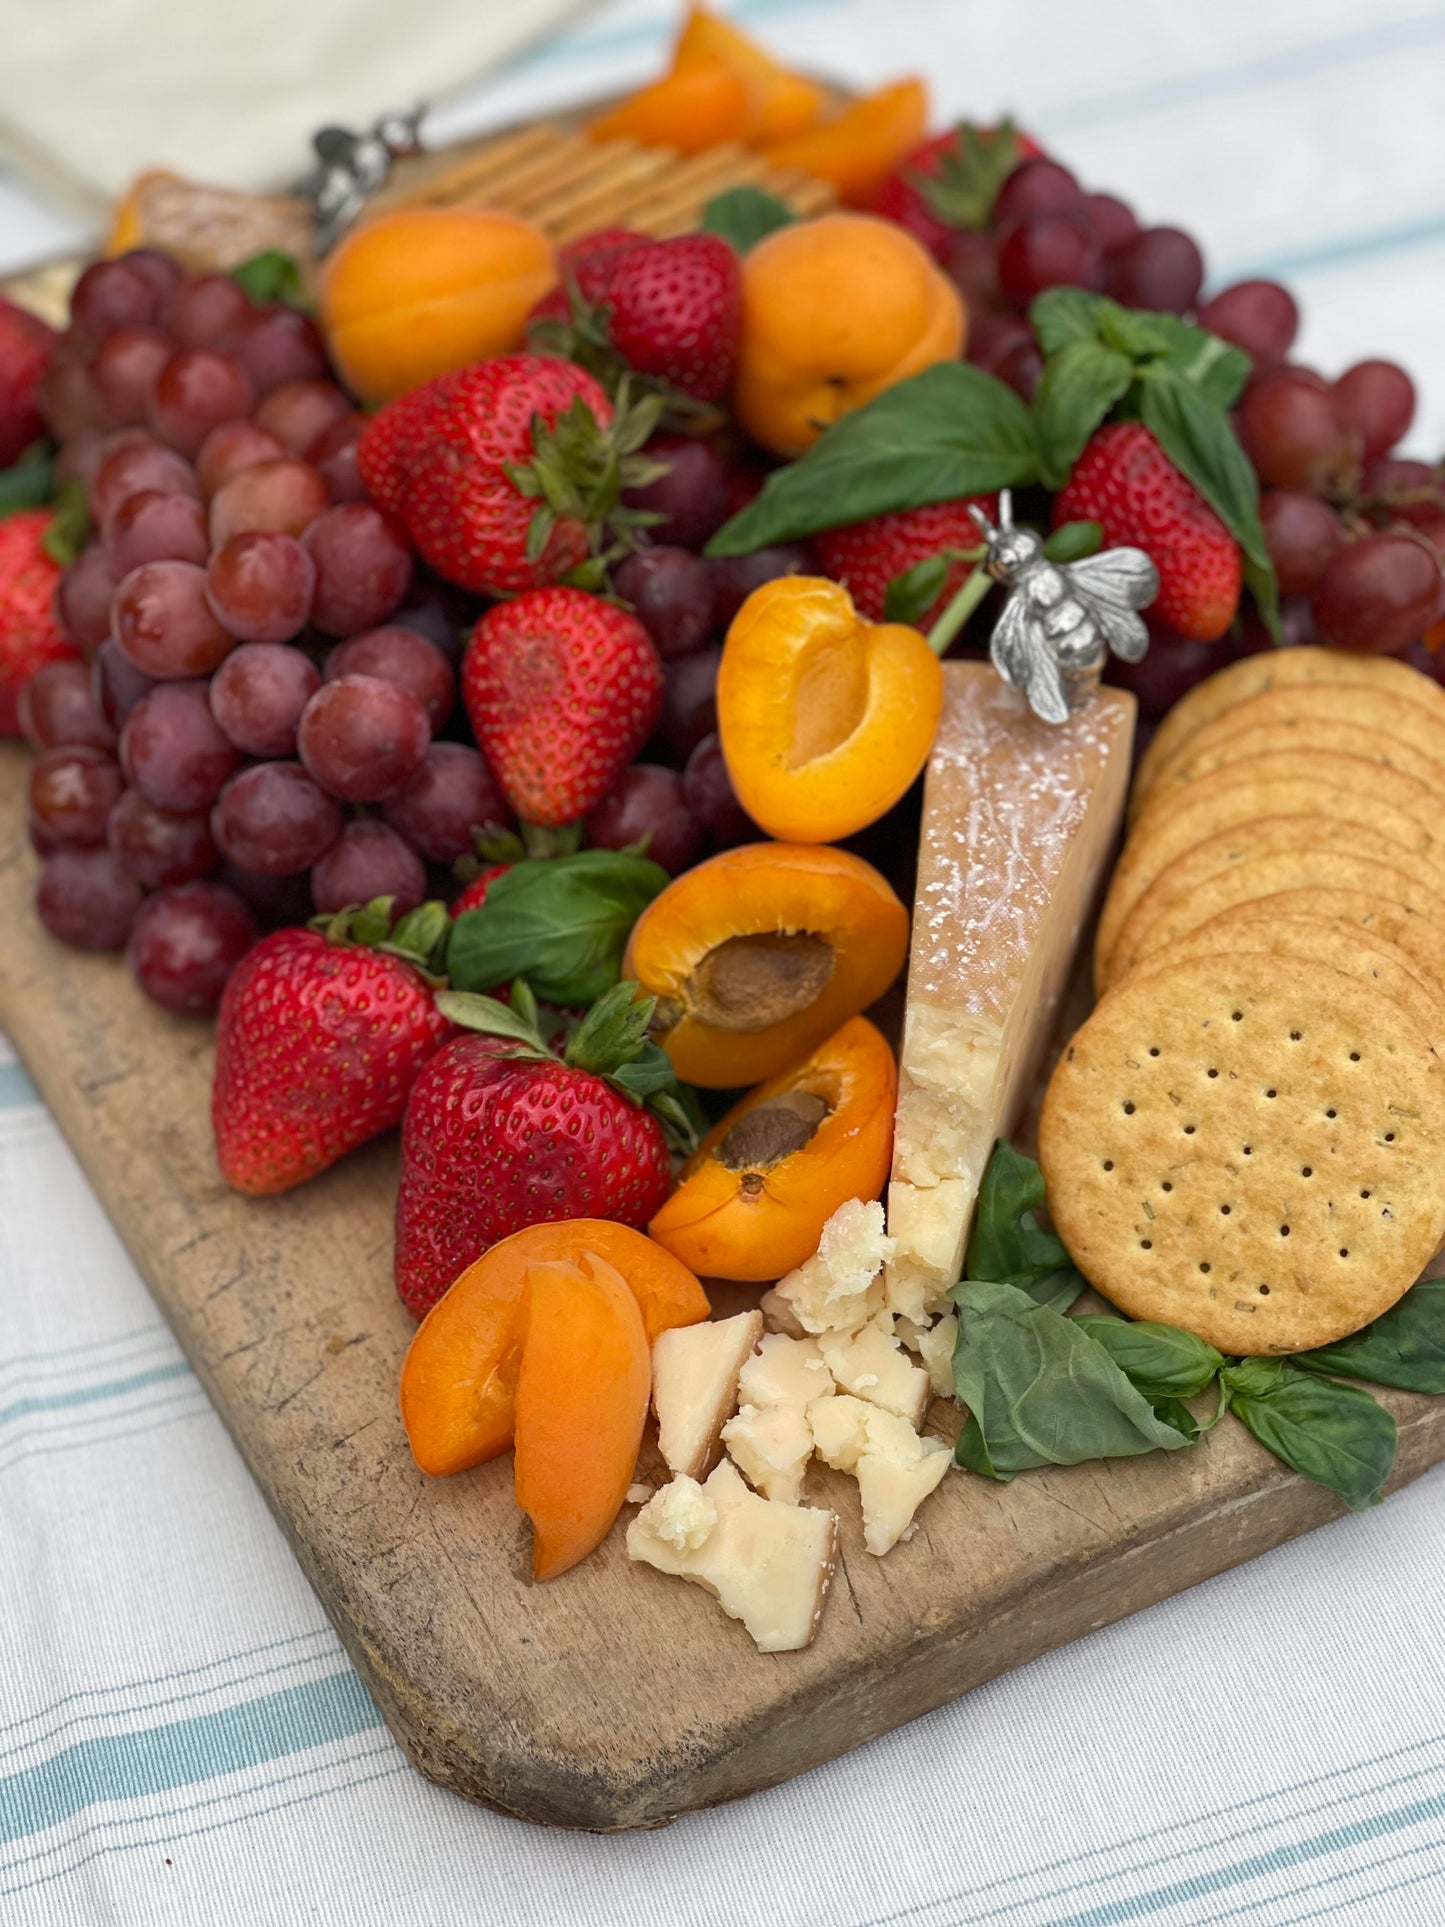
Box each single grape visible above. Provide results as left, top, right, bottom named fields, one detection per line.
left=681, top=733, right=759, bottom=848
left=107, top=489, right=211, bottom=575
left=1195, top=280, right=1298, bottom=367
left=55, top=427, right=107, bottom=495
left=1363, top=455, right=1435, bottom=497
left=216, top=861, right=314, bottom=930
left=19, top=658, right=116, bottom=752
left=993, top=333, right=1044, bottom=401
left=108, top=787, right=218, bottom=887
left=324, top=624, right=454, bottom=728
left=382, top=741, right=513, bottom=863
left=121, top=680, right=240, bottom=811
left=232, top=305, right=329, bottom=393
left=205, top=532, right=316, bottom=644
left=996, top=212, right=1101, bottom=306
left=39, top=353, right=103, bottom=440
left=1390, top=502, right=1445, bottom=554
left=28, top=745, right=125, bottom=846
left=621, top=433, right=733, bottom=551
left=56, top=546, right=118, bottom=653
left=991, top=159, right=1084, bottom=224
left=655, top=647, right=721, bottom=765
left=116, top=249, right=183, bottom=318
left=30, top=819, right=66, bottom=859
left=147, top=349, right=254, bottom=458
left=211, top=762, right=342, bottom=875
left=69, top=259, right=157, bottom=346
left=209, top=459, right=329, bottom=545
left=168, top=275, right=252, bottom=351
left=91, top=439, right=199, bottom=531
left=1334, top=361, right=1416, bottom=460
left=36, top=846, right=143, bottom=951
left=297, top=674, right=430, bottom=801
left=195, top=421, right=289, bottom=501
left=253, top=378, right=352, bottom=455
left=613, top=548, right=716, bottom=660
left=112, top=560, right=236, bottom=679
left=1311, top=533, right=1443, bottom=654
left=584, top=765, right=701, bottom=874
left=1083, top=192, right=1138, bottom=255
left=307, top=413, right=368, bottom=504
left=90, top=327, right=174, bottom=427
left=92, top=638, right=156, bottom=729
left=710, top=546, right=812, bottom=627
left=1236, top=368, right=1362, bottom=495
left=940, top=228, right=1001, bottom=310
left=966, top=309, right=1034, bottom=374
left=1277, top=594, right=1321, bottom=650
left=302, top=503, right=414, bottom=637
left=209, top=642, right=320, bottom=756
left=311, top=820, right=426, bottom=918
left=1105, top=226, right=1204, bottom=313
left=1259, top=489, right=1343, bottom=596
left=126, top=881, right=257, bottom=1016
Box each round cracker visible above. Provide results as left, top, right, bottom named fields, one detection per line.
left=1145, top=721, right=1445, bottom=815
left=1204, top=888, right=1445, bottom=1008
left=1102, top=815, right=1445, bottom=989
left=1040, top=955, right=1445, bottom=1354
left=1133, top=647, right=1445, bottom=808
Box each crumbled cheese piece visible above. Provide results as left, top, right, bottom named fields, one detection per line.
left=807, top=1393, right=873, bottom=1473
left=759, top=1288, right=806, bottom=1338
left=738, top=1333, right=835, bottom=1410
left=722, top=1400, right=814, bottom=1504
left=627, top=1461, right=838, bottom=1652
left=625, top=1483, right=655, bottom=1506
left=916, top=1313, right=958, bottom=1399
left=807, top=1396, right=951, bottom=1556
left=640, top=1473, right=718, bottom=1553
left=651, top=1309, right=764, bottom=1482
left=818, top=1323, right=929, bottom=1426
left=771, top=1198, right=894, bottom=1335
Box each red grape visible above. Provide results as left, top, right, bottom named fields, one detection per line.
left=392, top=588, right=472, bottom=664
left=324, top=624, right=454, bottom=728
left=991, top=159, right=1084, bottom=224
left=297, top=674, right=430, bottom=801
left=205, top=532, right=316, bottom=644
left=28, top=745, right=124, bottom=846
left=621, top=434, right=733, bottom=551
left=217, top=862, right=313, bottom=930
left=1311, top=533, right=1443, bottom=654
left=92, top=638, right=157, bottom=729
left=681, top=733, right=759, bottom=848
left=307, top=413, right=367, bottom=503
left=1237, top=368, right=1361, bottom=495
left=19, top=658, right=116, bottom=752
left=91, top=439, right=199, bottom=531
left=39, top=354, right=103, bottom=440
left=90, top=327, right=173, bottom=427
left=116, top=248, right=183, bottom=318
left=209, top=459, right=329, bottom=545
left=56, top=547, right=118, bottom=652
left=1083, top=193, right=1138, bottom=255
left=966, top=309, right=1034, bottom=374
left=112, top=560, right=236, bottom=679
left=613, top=548, right=715, bottom=660
left=382, top=741, right=512, bottom=863
left=233, top=305, right=328, bottom=392
left=127, top=881, right=257, bottom=1016
left=302, top=503, right=414, bottom=636
left=1259, top=489, right=1343, bottom=596
left=168, top=275, right=252, bottom=351
left=209, top=642, right=319, bottom=756
left=69, top=260, right=157, bottom=346
left=311, top=820, right=426, bottom=917
left=655, top=647, right=721, bottom=763
left=147, top=349, right=254, bottom=458
left=211, top=762, right=342, bottom=875
left=107, top=490, right=211, bottom=575
left=55, top=428, right=107, bottom=496
left=108, top=787, right=218, bottom=888
left=1105, top=227, right=1204, bottom=313
left=121, top=680, right=240, bottom=811
left=1390, top=502, right=1445, bottom=555
left=1363, top=455, right=1435, bottom=498
left=1334, top=361, right=1416, bottom=460
left=36, top=846, right=143, bottom=951
left=584, top=765, right=701, bottom=874
left=940, top=229, right=1001, bottom=310
left=1196, top=280, right=1298, bottom=367
left=710, top=546, right=812, bottom=626
left=195, top=420, right=289, bottom=501
left=253, top=378, right=352, bottom=455
left=996, top=213, right=1101, bottom=306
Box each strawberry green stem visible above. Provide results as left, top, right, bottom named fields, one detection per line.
left=925, top=566, right=992, bottom=657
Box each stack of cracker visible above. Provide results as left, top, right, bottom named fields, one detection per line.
left=1038, top=645, right=1445, bottom=1357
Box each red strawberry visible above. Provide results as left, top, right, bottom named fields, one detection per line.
left=870, top=123, right=1042, bottom=259
left=0, top=299, right=57, bottom=467
left=1054, top=423, right=1242, bottom=642
left=528, top=227, right=647, bottom=329
left=394, top=984, right=677, bottom=1317
left=354, top=368, right=464, bottom=517
left=449, top=861, right=510, bottom=919
left=212, top=904, right=452, bottom=1195
left=463, top=586, right=663, bottom=826
left=815, top=494, right=999, bottom=629
left=0, top=510, right=77, bottom=735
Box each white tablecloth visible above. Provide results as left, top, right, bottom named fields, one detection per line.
left=5, top=3, right=1445, bottom=1922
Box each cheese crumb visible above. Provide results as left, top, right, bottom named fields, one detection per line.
left=722, top=1401, right=814, bottom=1504
left=640, top=1474, right=718, bottom=1553
left=916, top=1312, right=959, bottom=1398
left=625, top=1483, right=655, bottom=1506
left=808, top=1396, right=951, bottom=1556
left=771, top=1198, right=894, bottom=1334
left=819, top=1323, right=930, bottom=1426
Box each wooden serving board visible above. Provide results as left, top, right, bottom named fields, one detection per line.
left=5, top=738, right=1445, bottom=1833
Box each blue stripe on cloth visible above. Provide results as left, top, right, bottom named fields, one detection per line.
left=1196, top=1833, right=1445, bottom=1926
left=0, top=1322, right=169, bottom=1375
left=0, top=1397, right=213, bottom=1476
left=0, top=1361, right=191, bottom=1430
left=0, top=1061, right=38, bottom=1110
left=0, top=1672, right=384, bottom=1846
left=1220, top=210, right=1445, bottom=284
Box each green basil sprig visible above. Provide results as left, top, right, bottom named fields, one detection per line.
left=700, top=186, right=797, bottom=254
left=1219, top=1359, right=1397, bottom=1512
left=963, top=1138, right=1087, bottom=1313
left=1293, top=1276, right=1445, bottom=1394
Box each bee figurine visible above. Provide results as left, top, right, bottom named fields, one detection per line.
left=968, top=491, right=1160, bottom=725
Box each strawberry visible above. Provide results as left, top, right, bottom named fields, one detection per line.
left=212, top=901, right=452, bottom=1195
left=462, top=586, right=663, bottom=826
left=870, top=122, right=1041, bottom=259
left=0, top=298, right=57, bottom=468
left=0, top=510, right=77, bottom=735
left=394, top=982, right=681, bottom=1317
left=449, top=861, right=510, bottom=919
left=528, top=227, right=648, bottom=329
left=353, top=368, right=464, bottom=517
left=1053, top=422, right=1242, bottom=642
left=815, top=494, right=999, bottom=629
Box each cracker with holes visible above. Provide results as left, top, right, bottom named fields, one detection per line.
left=1039, top=955, right=1445, bottom=1355
left=1209, top=888, right=1445, bottom=1007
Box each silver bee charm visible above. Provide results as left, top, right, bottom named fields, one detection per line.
left=969, top=491, right=1159, bottom=725
left=302, top=109, right=426, bottom=255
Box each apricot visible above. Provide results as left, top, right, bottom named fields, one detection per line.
left=731, top=212, right=964, bottom=457
left=319, top=208, right=556, bottom=405
left=589, top=62, right=752, bottom=155
left=399, top=1219, right=708, bottom=1476
left=671, top=6, right=824, bottom=144
left=764, top=79, right=929, bottom=205
left=650, top=1016, right=897, bottom=1281
left=622, top=841, right=909, bottom=1088
left=717, top=575, right=943, bottom=843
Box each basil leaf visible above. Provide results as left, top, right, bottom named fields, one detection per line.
left=1294, top=1276, right=1445, bottom=1393
left=231, top=250, right=308, bottom=308
left=954, top=1410, right=998, bottom=1479
left=1043, top=519, right=1102, bottom=563
left=447, top=850, right=668, bottom=1007
left=1032, top=339, right=1134, bottom=490
left=705, top=363, right=1039, bottom=556
left=0, top=444, right=54, bottom=518
left=1072, top=1315, right=1224, bottom=1399
left=996, top=1266, right=1087, bottom=1315
left=883, top=553, right=952, bottom=625
left=701, top=186, right=796, bottom=253
left=1221, top=1359, right=1397, bottom=1511
left=950, top=1279, right=1195, bottom=1480
left=965, top=1140, right=1071, bottom=1283
left=1029, top=287, right=1107, bottom=357
left=1032, top=291, right=1249, bottom=409
left=1150, top=1396, right=1201, bottom=1442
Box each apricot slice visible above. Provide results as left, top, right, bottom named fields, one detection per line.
left=589, top=62, right=752, bottom=155
left=622, top=842, right=909, bottom=1087
left=671, top=5, right=824, bottom=144
left=399, top=1219, right=708, bottom=1476
left=514, top=1252, right=651, bottom=1581
left=650, top=1016, right=897, bottom=1281
left=764, top=79, right=930, bottom=205
left=718, top=575, right=943, bottom=843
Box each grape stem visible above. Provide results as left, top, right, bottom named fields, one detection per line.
left=925, top=564, right=991, bottom=657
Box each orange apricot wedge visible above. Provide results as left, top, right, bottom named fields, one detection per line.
left=399, top=1219, right=708, bottom=1476
left=513, top=1251, right=651, bottom=1581
left=717, top=575, right=943, bottom=843
left=622, top=841, right=909, bottom=1088
left=671, top=5, right=825, bottom=144
left=589, top=62, right=753, bottom=154
left=650, top=1016, right=897, bottom=1281
left=764, top=79, right=929, bottom=205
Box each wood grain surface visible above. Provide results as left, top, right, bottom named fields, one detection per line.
left=4, top=740, right=1443, bottom=1832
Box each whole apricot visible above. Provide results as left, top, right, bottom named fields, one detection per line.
left=731, top=213, right=965, bottom=457
left=320, top=208, right=557, bottom=405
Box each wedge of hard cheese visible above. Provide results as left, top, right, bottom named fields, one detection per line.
left=886, top=664, right=1134, bottom=1319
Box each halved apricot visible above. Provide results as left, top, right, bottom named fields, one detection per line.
left=718, top=575, right=943, bottom=843
left=622, top=842, right=909, bottom=1087
left=513, top=1252, right=651, bottom=1580
left=589, top=62, right=753, bottom=155
left=399, top=1219, right=708, bottom=1476
left=650, top=1016, right=897, bottom=1281
left=671, top=5, right=825, bottom=143
left=764, top=79, right=930, bottom=205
